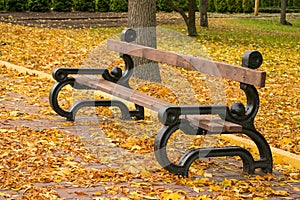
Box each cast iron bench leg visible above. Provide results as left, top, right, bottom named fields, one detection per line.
left=154, top=120, right=257, bottom=177
left=49, top=77, right=132, bottom=121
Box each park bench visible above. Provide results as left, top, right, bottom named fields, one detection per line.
left=49, top=28, right=273, bottom=177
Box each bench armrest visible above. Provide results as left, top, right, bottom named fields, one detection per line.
left=52, top=68, right=107, bottom=82
left=158, top=105, right=227, bottom=126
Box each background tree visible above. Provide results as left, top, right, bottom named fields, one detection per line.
left=128, top=0, right=161, bottom=82
left=254, top=0, right=259, bottom=15
left=280, top=0, right=292, bottom=25
left=166, top=0, right=198, bottom=36
left=200, top=0, right=208, bottom=27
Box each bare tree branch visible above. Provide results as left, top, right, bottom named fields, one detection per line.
left=165, top=0, right=189, bottom=25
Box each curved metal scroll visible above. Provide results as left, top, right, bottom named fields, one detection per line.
left=68, top=100, right=131, bottom=121
left=49, top=77, right=132, bottom=121
left=154, top=120, right=258, bottom=177
left=154, top=121, right=187, bottom=176
left=226, top=50, right=264, bottom=129
left=49, top=78, right=76, bottom=121
left=227, top=83, right=260, bottom=130
left=102, top=54, right=134, bottom=87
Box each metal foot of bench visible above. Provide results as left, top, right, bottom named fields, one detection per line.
left=154, top=119, right=272, bottom=177
left=68, top=100, right=131, bottom=121
left=241, top=128, right=273, bottom=173
left=49, top=77, right=132, bottom=121
left=177, top=147, right=255, bottom=177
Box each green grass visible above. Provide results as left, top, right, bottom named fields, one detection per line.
left=236, top=18, right=300, bottom=29
left=164, top=13, right=300, bottom=43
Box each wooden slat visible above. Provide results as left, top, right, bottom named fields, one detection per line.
left=107, top=40, right=266, bottom=87
left=75, top=76, right=170, bottom=112
left=187, top=115, right=242, bottom=133
left=75, top=76, right=242, bottom=133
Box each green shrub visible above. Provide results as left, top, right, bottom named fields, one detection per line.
left=227, top=0, right=236, bottom=13
left=214, top=0, right=227, bottom=13
left=0, top=0, right=5, bottom=10
left=260, top=0, right=300, bottom=9
left=208, top=0, right=216, bottom=12
left=156, top=0, right=172, bottom=12
left=243, top=0, right=254, bottom=13
left=260, top=7, right=300, bottom=13
left=0, top=0, right=4, bottom=10
left=109, top=0, right=127, bottom=12
left=28, top=0, right=51, bottom=12
left=53, top=0, right=73, bottom=12
left=259, top=7, right=280, bottom=13
left=174, top=0, right=189, bottom=11
left=259, top=0, right=270, bottom=8
left=97, top=0, right=109, bottom=12
left=74, top=0, right=95, bottom=12
left=157, top=0, right=200, bottom=12
left=235, top=0, right=243, bottom=13
left=293, top=0, right=300, bottom=8
left=6, top=0, right=28, bottom=11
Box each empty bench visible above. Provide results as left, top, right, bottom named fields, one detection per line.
left=49, top=28, right=272, bottom=177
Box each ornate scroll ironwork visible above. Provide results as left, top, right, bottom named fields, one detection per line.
left=49, top=28, right=145, bottom=121
left=49, top=29, right=272, bottom=177
left=154, top=50, right=272, bottom=177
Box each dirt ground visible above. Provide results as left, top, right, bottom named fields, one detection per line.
left=0, top=11, right=183, bottom=28
left=1, top=11, right=299, bottom=28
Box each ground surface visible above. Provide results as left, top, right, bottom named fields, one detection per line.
left=2, top=11, right=298, bottom=28
left=0, top=11, right=299, bottom=199
left=0, top=70, right=299, bottom=199
left=0, top=11, right=183, bottom=28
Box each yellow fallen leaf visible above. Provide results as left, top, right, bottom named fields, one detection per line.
left=0, top=192, right=10, bottom=197
left=196, top=196, right=211, bottom=200
left=293, top=187, right=300, bottom=192
left=209, top=185, right=222, bottom=192
left=75, top=191, right=88, bottom=196
left=193, top=186, right=205, bottom=193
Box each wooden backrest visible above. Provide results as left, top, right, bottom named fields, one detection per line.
left=107, top=40, right=266, bottom=87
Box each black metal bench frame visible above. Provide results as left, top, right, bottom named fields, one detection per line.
left=49, top=28, right=273, bottom=177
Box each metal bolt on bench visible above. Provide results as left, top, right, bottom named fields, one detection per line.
left=49, top=28, right=272, bottom=177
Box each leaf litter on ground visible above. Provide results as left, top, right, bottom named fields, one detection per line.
left=0, top=14, right=300, bottom=199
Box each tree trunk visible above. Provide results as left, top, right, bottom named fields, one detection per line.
left=166, top=0, right=198, bottom=36
left=280, top=0, right=292, bottom=25
left=188, top=0, right=198, bottom=35
left=128, top=0, right=161, bottom=82
left=200, top=0, right=208, bottom=27
left=254, top=0, right=259, bottom=16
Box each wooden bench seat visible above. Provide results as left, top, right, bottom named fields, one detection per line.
left=75, top=76, right=242, bottom=133
left=49, top=28, right=273, bottom=177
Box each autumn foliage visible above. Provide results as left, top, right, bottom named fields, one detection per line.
left=0, top=13, right=299, bottom=199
